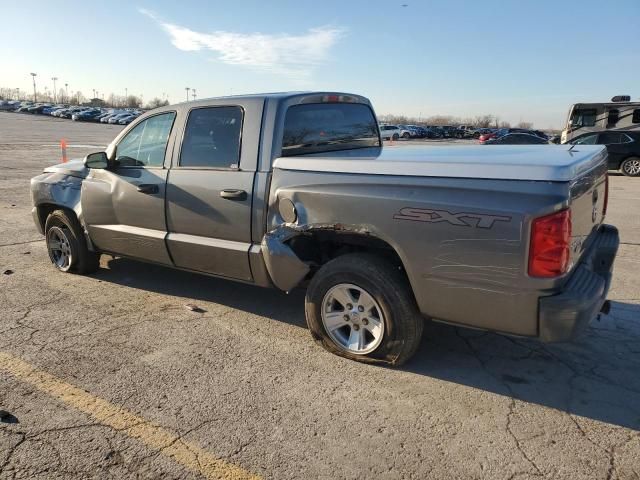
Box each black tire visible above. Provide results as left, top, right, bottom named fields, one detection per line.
left=620, top=157, right=640, bottom=177
left=392, top=133, right=399, bottom=141
left=305, top=253, right=424, bottom=366
left=402, top=132, right=411, bottom=139
left=44, top=209, right=99, bottom=274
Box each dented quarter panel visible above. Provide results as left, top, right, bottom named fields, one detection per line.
left=267, top=168, right=573, bottom=336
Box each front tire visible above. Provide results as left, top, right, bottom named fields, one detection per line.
left=621, top=157, right=640, bottom=177
left=392, top=133, right=399, bottom=141
left=45, top=209, right=99, bottom=274
left=305, top=253, right=424, bottom=366
left=402, top=132, right=411, bottom=139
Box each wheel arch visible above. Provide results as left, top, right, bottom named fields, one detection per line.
left=261, top=224, right=414, bottom=295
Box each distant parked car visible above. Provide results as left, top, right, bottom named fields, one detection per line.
left=379, top=124, right=401, bottom=140
left=456, top=125, right=478, bottom=139
left=60, top=108, right=85, bottom=119
left=397, top=125, right=419, bottom=139
left=440, top=125, right=458, bottom=138
left=484, top=133, right=549, bottom=145
left=118, top=114, right=139, bottom=125
left=108, top=113, right=133, bottom=124
left=569, top=131, right=640, bottom=176
left=72, top=110, right=102, bottom=121
left=479, top=128, right=538, bottom=144
left=406, top=125, right=428, bottom=138
left=425, top=126, right=443, bottom=138
left=102, top=111, right=129, bottom=123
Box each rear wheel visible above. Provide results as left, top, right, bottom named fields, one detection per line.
left=402, top=132, right=411, bottom=139
left=45, top=209, right=99, bottom=274
left=305, top=253, right=424, bottom=366
left=621, top=157, right=640, bottom=177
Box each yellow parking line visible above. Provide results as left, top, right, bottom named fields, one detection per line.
left=0, top=352, right=260, bottom=480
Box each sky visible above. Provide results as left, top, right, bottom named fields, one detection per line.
left=1, top=0, right=639, bottom=129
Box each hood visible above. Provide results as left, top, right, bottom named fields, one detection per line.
left=273, top=144, right=608, bottom=182
left=43, top=159, right=89, bottom=178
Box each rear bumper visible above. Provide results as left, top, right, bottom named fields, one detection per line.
left=538, top=224, right=619, bottom=342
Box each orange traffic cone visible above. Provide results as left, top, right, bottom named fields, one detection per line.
left=60, top=139, right=68, bottom=163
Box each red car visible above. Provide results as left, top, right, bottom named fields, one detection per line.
left=478, top=132, right=498, bottom=144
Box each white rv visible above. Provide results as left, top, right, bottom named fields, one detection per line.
left=561, top=95, right=640, bottom=144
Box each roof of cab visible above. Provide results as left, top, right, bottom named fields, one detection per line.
left=145, top=91, right=371, bottom=116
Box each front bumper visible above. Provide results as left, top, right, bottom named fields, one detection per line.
left=538, top=224, right=619, bottom=342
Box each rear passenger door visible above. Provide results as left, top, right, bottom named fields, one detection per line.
left=165, top=99, right=263, bottom=281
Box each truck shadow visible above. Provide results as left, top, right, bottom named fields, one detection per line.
left=97, top=257, right=640, bottom=431
left=408, top=301, right=640, bottom=431
left=97, top=256, right=307, bottom=327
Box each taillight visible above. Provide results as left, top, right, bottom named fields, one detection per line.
left=603, top=175, right=609, bottom=217
left=528, top=209, right=572, bottom=278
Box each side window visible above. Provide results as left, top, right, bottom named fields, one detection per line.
left=633, top=109, right=640, bottom=124
left=180, top=106, right=243, bottom=168
left=598, top=132, right=623, bottom=145
left=571, top=109, right=597, bottom=127
left=116, top=112, right=176, bottom=167
left=573, top=134, right=599, bottom=145
left=607, top=109, right=619, bottom=127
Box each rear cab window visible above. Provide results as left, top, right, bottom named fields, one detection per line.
left=281, top=103, right=380, bottom=157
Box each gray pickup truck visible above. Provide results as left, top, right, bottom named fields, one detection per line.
left=31, top=92, right=619, bottom=365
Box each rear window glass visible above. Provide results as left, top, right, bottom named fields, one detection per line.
left=180, top=106, right=242, bottom=169
left=282, top=103, right=380, bottom=157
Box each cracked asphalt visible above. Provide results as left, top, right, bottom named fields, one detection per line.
left=0, top=112, right=639, bottom=479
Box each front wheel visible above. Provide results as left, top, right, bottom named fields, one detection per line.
left=392, top=133, right=399, bottom=140
left=402, top=132, right=411, bottom=139
left=621, top=157, right=640, bottom=177
left=45, top=209, right=99, bottom=274
left=305, top=253, right=424, bottom=366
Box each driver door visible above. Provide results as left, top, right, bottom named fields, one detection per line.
left=81, top=111, right=177, bottom=265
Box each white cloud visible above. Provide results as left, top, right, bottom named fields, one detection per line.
left=140, top=8, right=344, bottom=77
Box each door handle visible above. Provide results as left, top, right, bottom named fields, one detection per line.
left=137, top=184, right=159, bottom=194
left=220, top=189, right=247, bottom=201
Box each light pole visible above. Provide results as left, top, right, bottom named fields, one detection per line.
left=185, top=87, right=190, bottom=102
left=64, top=83, right=68, bottom=103
left=15, top=88, right=20, bottom=100
left=92, top=89, right=96, bottom=99
left=125, top=88, right=128, bottom=106
left=192, top=88, right=196, bottom=101
left=51, top=77, right=58, bottom=103
left=30, top=73, right=37, bottom=102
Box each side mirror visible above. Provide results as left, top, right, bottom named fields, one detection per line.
left=84, top=151, right=108, bottom=169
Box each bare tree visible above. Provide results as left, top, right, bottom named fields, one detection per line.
left=126, top=95, right=142, bottom=108
left=473, top=115, right=494, bottom=128
left=146, top=97, right=170, bottom=109
left=516, top=121, right=533, bottom=129
left=499, top=121, right=512, bottom=128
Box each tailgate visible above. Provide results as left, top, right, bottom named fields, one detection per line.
left=568, top=153, right=609, bottom=268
